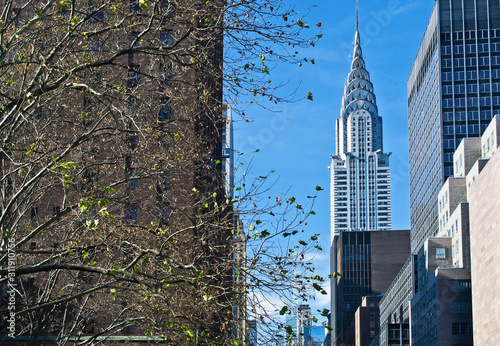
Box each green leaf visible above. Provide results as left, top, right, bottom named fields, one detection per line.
left=98, top=199, right=108, bottom=207
left=259, top=230, right=270, bottom=238
left=70, top=16, right=78, bottom=25
left=315, top=185, right=324, bottom=191
left=139, top=0, right=148, bottom=10
left=60, top=162, right=77, bottom=169
left=313, top=283, right=327, bottom=295
left=249, top=224, right=255, bottom=232
left=279, top=306, right=289, bottom=315
left=328, top=272, right=342, bottom=278
left=318, top=308, right=330, bottom=317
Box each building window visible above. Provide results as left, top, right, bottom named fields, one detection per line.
left=10, top=8, right=22, bottom=27
left=125, top=205, right=137, bottom=224
left=161, top=0, right=171, bottom=11
left=88, top=10, right=104, bottom=23
left=158, top=204, right=170, bottom=226
left=125, top=157, right=138, bottom=189
left=450, top=280, right=471, bottom=292
left=160, top=30, right=173, bottom=47
left=436, top=247, right=446, bottom=259
left=159, top=63, right=172, bottom=85
left=129, top=0, right=142, bottom=13
left=89, top=37, right=102, bottom=54
left=128, top=64, right=140, bottom=87
left=127, top=136, right=139, bottom=150
left=452, top=322, right=472, bottom=335
left=159, top=98, right=171, bottom=120
left=31, top=207, right=38, bottom=220
left=453, top=301, right=472, bottom=313
left=122, top=323, right=135, bottom=334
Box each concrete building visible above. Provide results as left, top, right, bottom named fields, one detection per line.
left=410, top=238, right=473, bottom=346
left=409, top=116, right=499, bottom=345
left=468, top=116, right=500, bottom=345
left=380, top=1, right=500, bottom=342
left=332, top=231, right=410, bottom=346
left=354, top=296, right=382, bottom=346
left=377, top=256, right=413, bottom=346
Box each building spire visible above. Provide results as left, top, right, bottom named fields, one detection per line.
left=356, top=0, right=359, bottom=33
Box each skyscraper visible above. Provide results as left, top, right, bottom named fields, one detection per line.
left=330, top=3, right=394, bottom=344
left=330, top=7, right=392, bottom=240
left=408, top=0, right=500, bottom=253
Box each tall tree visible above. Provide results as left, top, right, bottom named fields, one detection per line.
left=0, top=0, right=323, bottom=344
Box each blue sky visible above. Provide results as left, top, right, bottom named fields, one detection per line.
left=233, top=0, right=436, bottom=322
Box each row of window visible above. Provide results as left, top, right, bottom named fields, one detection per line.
left=125, top=204, right=169, bottom=225
left=441, top=29, right=500, bottom=41
left=441, top=56, right=500, bottom=68
left=442, top=96, right=500, bottom=108
left=442, top=69, right=500, bottom=82
left=443, top=110, right=495, bottom=122
left=443, top=82, right=500, bottom=95
left=442, top=43, right=500, bottom=55
left=443, top=124, right=480, bottom=135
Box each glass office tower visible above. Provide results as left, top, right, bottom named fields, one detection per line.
left=408, top=0, right=500, bottom=253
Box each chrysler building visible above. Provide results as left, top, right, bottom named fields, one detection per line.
left=329, top=8, right=392, bottom=240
